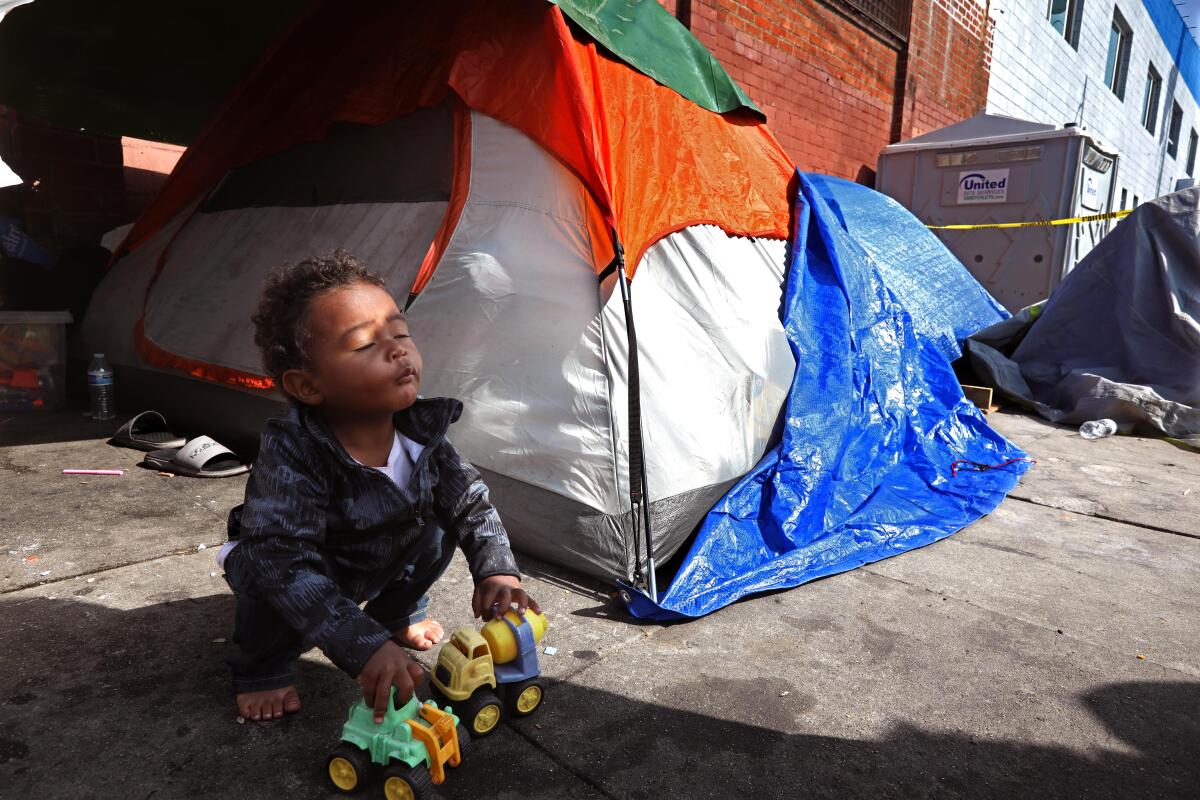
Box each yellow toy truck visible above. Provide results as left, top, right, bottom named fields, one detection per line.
left=430, top=609, right=548, bottom=737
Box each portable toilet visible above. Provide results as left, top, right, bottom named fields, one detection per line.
left=876, top=113, right=1118, bottom=312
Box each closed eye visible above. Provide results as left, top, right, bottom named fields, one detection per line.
left=354, top=342, right=375, bottom=352
left=393, top=334, right=410, bottom=341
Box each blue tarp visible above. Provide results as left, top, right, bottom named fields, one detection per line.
left=624, top=173, right=1030, bottom=621
left=802, top=173, right=1009, bottom=360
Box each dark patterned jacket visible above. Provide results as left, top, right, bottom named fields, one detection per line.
left=227, top=397, right=519, bottom=676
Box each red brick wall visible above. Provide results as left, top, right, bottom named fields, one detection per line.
left=657, top=1, right=993, bottom=182
left=0, top=108, right=182, bottom=251
left=900, top=0, right=993, bottom=140
left=684, top=0, right=902, bottom=179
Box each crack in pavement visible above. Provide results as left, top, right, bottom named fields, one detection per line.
left=505, top=715, right=625, bottom=800
left=0, top=539, right=227, bottom=595
left=859, top=565, right=1200, bottom=679
left=1006, top=494, right=1200, bottom=542
left=947, top=533, right=1200, bottom=609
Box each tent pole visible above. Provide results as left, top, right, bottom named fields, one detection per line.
left=612, top=236, right=658, bottom=603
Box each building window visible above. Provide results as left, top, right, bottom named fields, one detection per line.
left=1168, top=102, right=1184, bottom=157
left=1104, top=10, right=1133, bottom=99
left=828, top=0, right=913, bottom=42
left=1120, top=188, right=1128, bottom=209
left=1188, top=130, right=1198, bottom=177
left=1133, top=195, right=1140, bottom=207
left=1142, top=66, right=1162, bottom=134
left=1047, top=0, right=1083, bottom=47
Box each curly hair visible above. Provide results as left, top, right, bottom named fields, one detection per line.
left=251, top=250, right=387, bottom=386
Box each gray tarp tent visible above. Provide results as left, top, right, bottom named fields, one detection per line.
left=966, top=187, right=1200, bottom=447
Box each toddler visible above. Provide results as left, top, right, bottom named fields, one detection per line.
left=221, top=251, right=537, bottom=723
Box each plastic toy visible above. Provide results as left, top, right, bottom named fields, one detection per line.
left=0, top=367, right=50, bottom=411
left=327, top=687, right=468, bottom=799
left=430, top=609, right=548, bottom=737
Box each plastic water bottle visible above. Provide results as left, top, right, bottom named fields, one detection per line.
left=87, top=353, right=115, bottom=421
left=1079, top=418, right=1117, bottom=439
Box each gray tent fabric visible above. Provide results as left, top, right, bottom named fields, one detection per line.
left=966, top=187, right=1200, bottom=447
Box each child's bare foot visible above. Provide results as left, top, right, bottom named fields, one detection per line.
left=236, top=686, right=301, bottom=721
left=393, top=619, right=444, bottom=651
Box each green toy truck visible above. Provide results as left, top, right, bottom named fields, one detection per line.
left=327, top=687, right=468, bottom=799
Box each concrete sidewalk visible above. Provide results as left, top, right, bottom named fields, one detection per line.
left=1, top=410, right=1197, bottom=799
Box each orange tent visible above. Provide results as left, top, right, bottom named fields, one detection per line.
left=84, top=0, right=800, bottom=586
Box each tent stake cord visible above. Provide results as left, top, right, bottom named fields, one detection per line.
left=613, top=237, right=657, bottom=602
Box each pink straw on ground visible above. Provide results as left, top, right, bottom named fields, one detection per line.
left=62, top=469, right=124, bottom=476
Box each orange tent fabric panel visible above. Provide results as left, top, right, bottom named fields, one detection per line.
left=561, top=30, right=794, bottom=272
left=438, top=2, right=794, bottom=273
left=411, top=99, right=473, bottom=300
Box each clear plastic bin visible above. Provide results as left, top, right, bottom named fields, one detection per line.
left=0, top=311, right=73, bottom=411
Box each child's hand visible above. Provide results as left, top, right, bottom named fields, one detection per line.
left=358, top=640, right=424, bottom=723
left=473, top=575, right=541, bottom=620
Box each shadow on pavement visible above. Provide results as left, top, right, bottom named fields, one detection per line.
left=0, top=411, right=119, bottom=448
left=0, top=593, right=588, bottom=799
left=541, top=676, right=1200, bottom=799
left=2, top=594, right=1197, bottom=799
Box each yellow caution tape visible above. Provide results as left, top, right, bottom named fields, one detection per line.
left=925, top=209, right=1132, bottom=230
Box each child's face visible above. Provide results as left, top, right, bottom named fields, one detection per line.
left=283, top=282, right=422, bottom=416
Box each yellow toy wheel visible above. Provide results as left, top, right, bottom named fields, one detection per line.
left=329, top=758, right=358, bottom=791
left=382, top=763, right=433, bottom=800
left=473, top=701, right=502, bottom=734
left=458, top=687, right=504, bottom=737
left=516, top=684, right=542, bottom=713
left=383, top=776, right=415, bottom=800
left=327, top=743, right=370, bottom=793
left=504, top=677, right=546, bottom=718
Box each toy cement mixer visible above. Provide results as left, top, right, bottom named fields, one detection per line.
left=430, top=609, right=548, bottom=737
